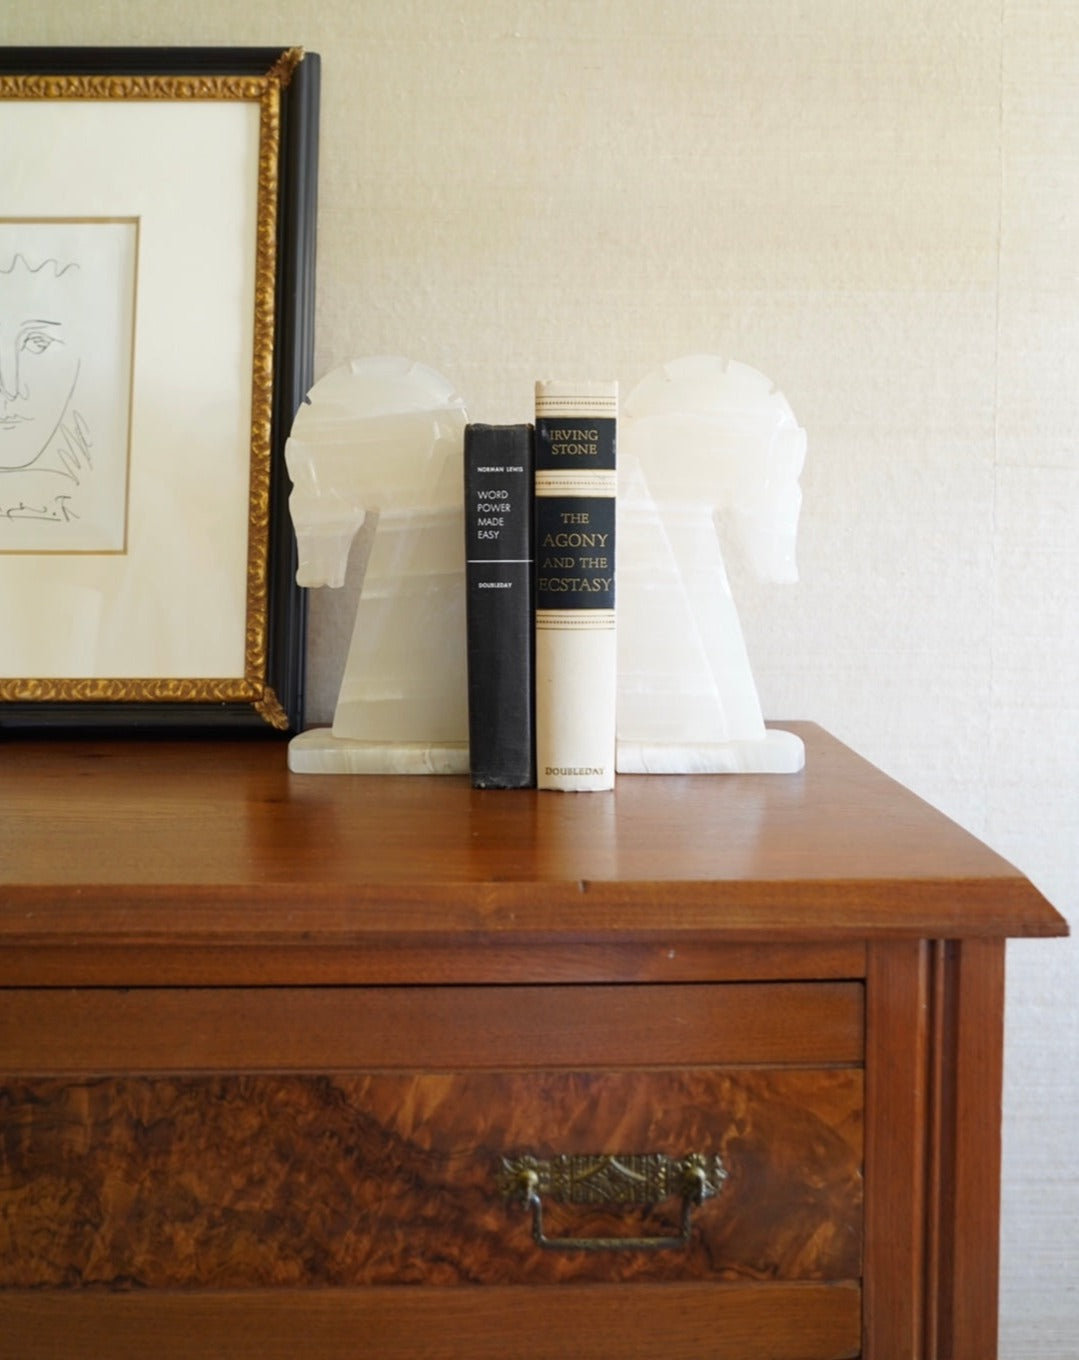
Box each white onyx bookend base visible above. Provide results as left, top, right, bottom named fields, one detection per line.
left=616, top=729, right=805, bottom=775
left=288, top=728, right=469, bottom=775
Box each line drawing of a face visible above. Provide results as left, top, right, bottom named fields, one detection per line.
left=0, top=254, right=82, bottom=472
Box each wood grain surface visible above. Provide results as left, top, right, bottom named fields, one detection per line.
left=0, top=981, right=864, bottom=1073
left=0, top=1283, right=863, bottom=1360
left=0, top=723, right=1063, bottom=1358
left=0, top=726, right=1065, bottom=987
left=0, top=1068, right=863, bottom=1289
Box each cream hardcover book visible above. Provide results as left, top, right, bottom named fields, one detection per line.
left=533, top=379, right=617, bottom=791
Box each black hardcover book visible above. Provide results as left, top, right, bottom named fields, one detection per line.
left=464, top=423, right=535, bottom=788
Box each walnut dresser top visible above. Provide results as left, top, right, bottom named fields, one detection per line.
left=0, top=721, right=1064, bottom=988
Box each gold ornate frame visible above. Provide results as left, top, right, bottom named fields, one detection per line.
left=0, top=48, right=318, bottom=733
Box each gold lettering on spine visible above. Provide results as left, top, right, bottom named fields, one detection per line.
left=542, top=532, right=609, bottom=549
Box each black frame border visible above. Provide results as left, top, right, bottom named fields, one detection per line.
left=0, top=46, right=319, bottom=736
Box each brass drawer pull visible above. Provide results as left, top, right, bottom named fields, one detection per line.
left=499, top=1153, right=727, bottom=1252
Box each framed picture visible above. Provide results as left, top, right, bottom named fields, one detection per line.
left=0, top=47, right=319, bottom=734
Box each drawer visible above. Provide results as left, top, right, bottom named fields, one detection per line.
left=0, top=982, right=864, bottom=1358
left=0, top=1065, right=862, bottom=1289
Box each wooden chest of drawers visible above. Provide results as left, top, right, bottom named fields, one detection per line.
left=0, top=724, right=1066, bottom=1358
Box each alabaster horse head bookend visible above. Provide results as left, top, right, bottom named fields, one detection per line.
left=285, top=356, right=471, bottom=773
left=616, top=355, right=806, bottom=773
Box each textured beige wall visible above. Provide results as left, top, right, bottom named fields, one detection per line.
left=4, top=2, right=1076, bottom=1351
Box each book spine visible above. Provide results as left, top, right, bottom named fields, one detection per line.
left=533, top=380, right=618, bottom=791
left=464, top=423, right=536, bottom=788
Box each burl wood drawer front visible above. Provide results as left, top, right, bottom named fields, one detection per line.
left=0, top=1066, right=862, bottom=1289
left=0, top=982, right=863, bottom=1358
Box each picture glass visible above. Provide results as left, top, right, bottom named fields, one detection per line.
left=0, top=97, right=258, bottom=683
left=0, top=218, right=137, bottom=555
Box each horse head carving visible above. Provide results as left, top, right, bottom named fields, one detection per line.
left=285, top=357, right=469, bottom=765
left=618, top=355, right=806, bottom=771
